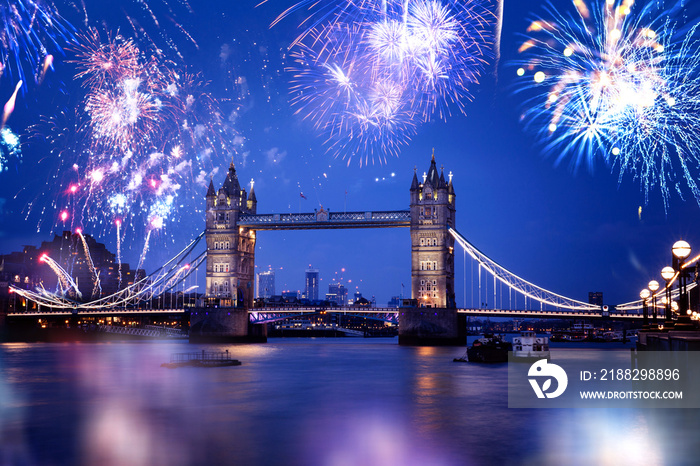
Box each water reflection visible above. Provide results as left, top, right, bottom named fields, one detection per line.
left=0, top=340, right=698, bottom=465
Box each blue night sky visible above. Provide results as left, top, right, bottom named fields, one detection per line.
left=0, top=0, right=698, bottom=307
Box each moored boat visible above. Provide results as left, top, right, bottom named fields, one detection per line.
left=512, top=331, right=550, bottom=361
left=161, top=350, right=241, bottom=368
left=456, top=334, right=512, bottom=363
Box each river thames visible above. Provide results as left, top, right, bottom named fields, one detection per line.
left=1, top=338, right=698, bottom=465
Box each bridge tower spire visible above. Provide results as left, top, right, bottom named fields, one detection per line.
left=409, top=152, right=456, bottom=308
left=204, top=161, right=257, bottom=309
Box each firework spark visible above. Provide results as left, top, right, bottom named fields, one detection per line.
left=275, top=0, right=495, bottom=164
left=515, top=0, right=700, bottom=209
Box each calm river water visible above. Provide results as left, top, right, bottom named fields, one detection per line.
left=1, top=338, right=698, bottom=465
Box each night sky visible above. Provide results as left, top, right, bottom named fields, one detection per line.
left=0, top=0, right=698, bottom=308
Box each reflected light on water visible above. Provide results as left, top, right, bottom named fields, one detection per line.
left=313, top=412, right=456, bottom=466
left=539, top=410, right=663, bottom=465
left=2, top=341, right=699, bottom=465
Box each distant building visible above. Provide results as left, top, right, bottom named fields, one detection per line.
left=327, top=282, right=347, bottom=306
left=256, top=270, right=275, bottom=299
left=282, top=290, right=298, bottom=300
left=388, top=296, right=401, bottom=308
left=588, top=292, right=604, bottom=306
left=305, top=268, right=319, bottom=301
left=0, top=231, right=140, bottom=301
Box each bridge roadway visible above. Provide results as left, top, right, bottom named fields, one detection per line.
left=237, top=210, right=411, bottom=230
left=7, top=306, right=643, bottom=320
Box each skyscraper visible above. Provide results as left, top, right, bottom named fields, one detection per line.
left=256, top=270, right=275, bottom=299
left=588, top=292, right=603, bottom=306
left=305, top=268, right=319, bottom=301
left=327, top=282, right=348, bottom=306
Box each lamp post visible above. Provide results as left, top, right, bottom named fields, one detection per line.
left=648, top=280, right=659, bottom=329
left=672, top=240, right=693, bottom=330
left=661, top=266, right=675, bottom=329
left=640, top=288, right=650, bottom=330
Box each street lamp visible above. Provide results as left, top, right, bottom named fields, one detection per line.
left=648, top=280, right=659, bottom=328
left=661, top=266, right=675, bottom=329
left=672, top=240, right=693, bottom=330
left=640, top=288, right=650, bottom=329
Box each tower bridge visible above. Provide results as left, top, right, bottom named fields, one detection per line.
left=8, top=153, right=634, bottom=345
left=189, top=153, right=597, bottom=345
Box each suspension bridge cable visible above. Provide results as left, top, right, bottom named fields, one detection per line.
left=450, top=228, right=601, bottom=311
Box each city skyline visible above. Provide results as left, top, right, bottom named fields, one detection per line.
left=0, top=0, right=698, bottom=308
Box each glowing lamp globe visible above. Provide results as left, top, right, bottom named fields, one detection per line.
left=672, top=240, right=691, bottom=260
left=648, top=280, right=659, bottom=292
left=661, top=266, right=675, bottom=281
left=640, top=289, right=650, bottom=300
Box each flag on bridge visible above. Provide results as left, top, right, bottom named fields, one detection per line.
left=300, top=192, right=307, bottom=199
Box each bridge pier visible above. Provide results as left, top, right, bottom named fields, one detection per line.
left=398, top=308, right=466, bottom=346
left=189, top=308, right=267, bottom=343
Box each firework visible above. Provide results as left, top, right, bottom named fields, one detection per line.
left=0, top=0, right=74, bottom=86
left=515, top=0, right=700, bottom=209
left=276, top=0, right=495, bottom=164
left=0, top=126, right=20, bottom=172
left=115, top=219, right=123, bottom=288
left=77, top=229, right=102, bottom=298
left=137, top=229, right=153, bottom=272
left=2, top=80, right=22, bottom=127
left=34, top=30, right=239, bottom=246
left=39, top=253, right=82, bottom=298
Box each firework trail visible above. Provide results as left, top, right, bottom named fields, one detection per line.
left=0, top=0, right=74, bottom=86
left=73, top=0, right=198, bottom=61
left=115, top=219, right=123, bottom=289
left=39, top=253, right=82, bottom=298
left=514, top=0, right=700, bottom=209
left=76, top=229, right=102, bottom=298
left=137, top=229, right=153, bottom=273
left=272, top=0, right=496, bottom=164
left=2, top=80, right=22, bottom=128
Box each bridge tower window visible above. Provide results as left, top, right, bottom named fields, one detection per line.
left=420, top=238, right=424, bottom=246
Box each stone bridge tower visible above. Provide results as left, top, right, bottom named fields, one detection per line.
left=204, top=162, right=257, bottom=309
left=409, top=153, right=456, bottom=308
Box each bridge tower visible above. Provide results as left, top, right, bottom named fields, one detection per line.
left=204, top=162, right=257, bottom=309
left=409, top=153, right=456, bottom=308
